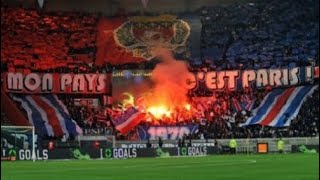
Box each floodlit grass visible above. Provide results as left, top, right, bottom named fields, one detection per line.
left=1, top=153, right=318, bottom=180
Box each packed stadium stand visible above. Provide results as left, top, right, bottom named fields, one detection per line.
left=1, top=7, right=98, bottom=67
left=1, top=0, right=319, bottom=142
left=1, top=1, right=319, bottom=179
left=200, top=0, right=319, bottom=69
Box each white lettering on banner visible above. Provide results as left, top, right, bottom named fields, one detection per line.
left=305, top=66, right=313, bottom=82
left=85, top=74, right=96, bottom=91
left=156, top=127, right=167, bottom=140
left=4, top=67, right=317, bottom=93
left=205, top=72, right=217, bottom=90
left=185, top=73, right=197, bottom=90
left=18, top=149, right=48, bottom=160
left=282, top=69, right=289, bottom=85
left=7, top=72, right=23, bottom=90
left=217, top=71, right=225, bottom=89
left=269, top=69, right=282, bottom=86
left=187, top=67, right=312, bottom=90
left=147, top=127, right=191, bottom=140
left=178, top=127, right=190, bottom=138
left=42, top=74, right=53, bottom=91
left=290, top=67, right=300, bottom=85
left=242, top=70, right=256, bottom=88
left=256, top=69, right=269, bottom=87
left=187, top=147, right=207, bottom=156
left=7, top=73, right=54, bottom=92
left=204, top=70, right=240, bottom=90
left=225, top=71, right=240, bottom=90
left=24, top=73, right=41, bottom=92
left=4, top=73, right=109, bottom=94
left=43, top=150, right=48, bottom=160
left=60, top=74, right=72, bottom=91
left=61, top=74, right=106, bottom=92
left=72, top=74, right=85, bottom=92
left=178, top=147, right=208, bottom=156
left=83, top=128, right=107, bottom=135
left=113, top=148, right=137, bottom=159
left=97, top=75, right=107, bottom=91
left=167, top=127, right=179, bottom=140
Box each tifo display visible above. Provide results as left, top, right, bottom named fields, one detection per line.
left=0, top=1, right=319, bottom=180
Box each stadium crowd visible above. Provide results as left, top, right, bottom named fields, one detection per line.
left=1, top=0, right=319, bottom=141
left=199, top=87, right=319, bottom=139
left=76, top=85, right=318, bottom=140
left=1, top=7, right=98, bottom=72
left=199, top=0, right=319, bottom=69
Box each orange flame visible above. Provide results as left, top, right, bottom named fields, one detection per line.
left=113, top=48, right=193, bottom=123
left=147, top=106, right=171, bottom=119
left=138, top=48, right=191, bottom=122
left=184, top=104, right=191, bottom=111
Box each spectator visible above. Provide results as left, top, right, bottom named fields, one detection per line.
left=158, top=137, right=163, bottom=148
left=229, top=136, right=237, bottom=154
left=146, top=139, right=152, bottom=148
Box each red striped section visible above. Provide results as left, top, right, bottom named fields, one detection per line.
left=118, top=113, right=146, bottom=135
left=32, top=95, right=64, bottom=137
left=240, top=96, right=245, bottom=103
left=314, top=66, right=319, bottom=78
left=232, top=98, right=242, bottom=112
left=246, top=100, right=254, bottom=111
left=259, top=88, right=295, bottom=126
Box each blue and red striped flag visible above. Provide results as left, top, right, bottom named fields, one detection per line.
left=240, top=85, right=318, bottom=127
left=240, top=94, right=255, bottom=111
left=113, top=107, right=146, bottom=135
left=232, top=97, right=242, bottom=112
left=11, top=94, right=82, bottom=138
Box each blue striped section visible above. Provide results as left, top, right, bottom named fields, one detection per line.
left=299, top=67, right=305, bottom=84
left=274, top=86, right=313, bottom=127
left=16, top=95, right=48, bottom=137
left=43, top=94, right=78, bottom=137
left=246, top=89, right=285, bottom=125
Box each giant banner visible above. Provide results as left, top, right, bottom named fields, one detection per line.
left=2, top=72, right=111, bottom=94
left=112, top=67, right=319, bottom=98
left=95, top=15, right=191, bottom=65
left=185, top=66, right=319, bottom=91
left=137, top=125, right=199, bottom=140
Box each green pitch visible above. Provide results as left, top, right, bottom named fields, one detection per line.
left=1, top=153, right=318, bottom=180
